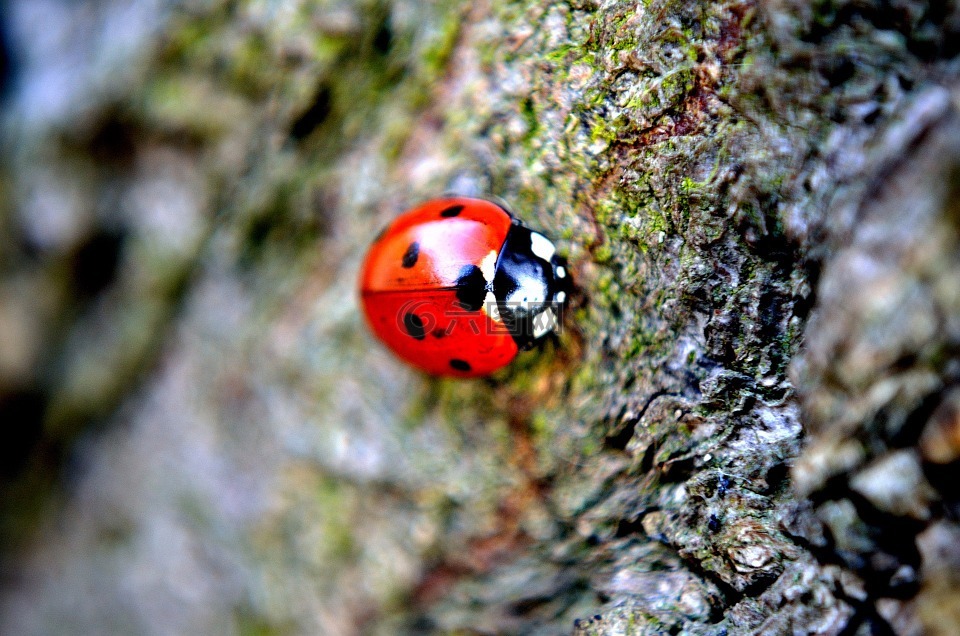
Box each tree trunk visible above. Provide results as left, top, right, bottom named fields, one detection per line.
left=1, top=0, right=959, bottom=634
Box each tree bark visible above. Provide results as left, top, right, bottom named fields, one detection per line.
left=1, top=0, right=959, bottom=634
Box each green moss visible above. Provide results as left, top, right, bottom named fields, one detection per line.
left=626, top=88, right=661, bottom=111
left=530, top=411, right=553, bottom=442
left=520, top=97, right=542, bottom=143
left=234, top=607, right=292, bottom=636
left=593, top=199, right=618, bottom=226
left=659, top=67, right=695, bottom=103
left=593, top=244, right=614, bottom=264
left=226, top=32, right=273, bottom=97
left=313, top=479, right=359, bottom=560
left=420, top=10, right=464, bottom=77
left=545, top=44, right=579, bottom=62
left=624, top=333, right=654, bottom=360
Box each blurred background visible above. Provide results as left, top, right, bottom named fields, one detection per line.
left=0, top=0, right=555, bottom=633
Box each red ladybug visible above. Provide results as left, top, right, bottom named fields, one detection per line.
left=359, top=197, right=570, bottom=377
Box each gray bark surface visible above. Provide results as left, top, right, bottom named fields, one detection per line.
left=1, top=0, right=959, bottom=634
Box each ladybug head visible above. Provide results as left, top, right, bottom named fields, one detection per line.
left=492, top=223, right=570, bottom=350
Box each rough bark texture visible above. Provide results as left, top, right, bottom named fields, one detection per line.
left=2, top=0, right=960, bottom=634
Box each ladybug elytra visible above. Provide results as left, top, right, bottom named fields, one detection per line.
left=359, top=197, right=569, bottom=377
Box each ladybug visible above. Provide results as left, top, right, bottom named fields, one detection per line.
left=359, top=197, right=570, bottom=377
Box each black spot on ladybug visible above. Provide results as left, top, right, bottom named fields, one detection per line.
left=440, top=205, right=464, bottom=218
left=403, top=313, right=426, bottom=340
left=455, top=264, right=486, bottom=311
left=432, top=328, right=445, bottom=338
left=402, top=242, right=419, bottom=268
left=449, top=359, right=471, bottom=372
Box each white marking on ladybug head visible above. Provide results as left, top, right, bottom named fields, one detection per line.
left=506, top=272, right=546, bottom=307
left=483, top=291, right=500, bottom=321
left=480, top=250, right=498, bottom=284
left=529, top=232, right=556, bottom=262
left=555, top=290, right=566, bottom=304
left=555, top=266, right=566, bottom=279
